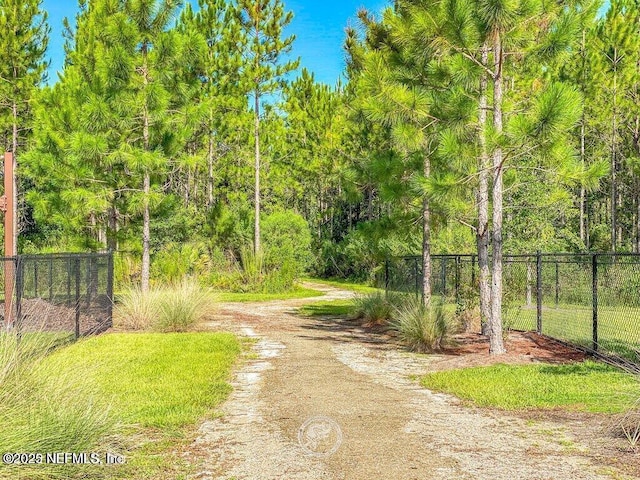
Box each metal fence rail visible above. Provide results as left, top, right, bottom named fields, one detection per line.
left=0, top=252, right=114, bottom=340
left=382, top=253, right=640, bottom=361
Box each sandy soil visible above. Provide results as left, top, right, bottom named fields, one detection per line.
left=187, top=282, right=640, bottom=480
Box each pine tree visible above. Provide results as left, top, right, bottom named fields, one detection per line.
left=118, top=0, right=184, bottom=292
left=591, top=0, right=639, bottom=251
left=178, top=0, right=249, bottom=212
left=25, top=0, right=186, bottom=289
left=354, top=4, right=471, bottom=304
left=0, top=0, right=49, bottom=253
left=238, top=0, right=298, bottom=254
left=437, top=0, right=583, bottom=352
left=280, top=69, right=343, bottom=238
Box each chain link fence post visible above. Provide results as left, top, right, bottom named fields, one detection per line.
left=384, top=258, right=389, bottom=294
left=592, top=253, right=598, bottom=352
left=74, top=257, right=81, bottom=340
left=15, top=257, right=23, bottom=341
left=107, top=252, right=114, bottom=329
left=555, top=261, right=559, bottom=307
left=536, top=251, right=542, bottom=334
left=455, top=256, right=461, bottom=305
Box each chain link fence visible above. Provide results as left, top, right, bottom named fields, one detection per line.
left=0, top=252, right=114, bottom=341
left=382, top=253, right=640, bottom=361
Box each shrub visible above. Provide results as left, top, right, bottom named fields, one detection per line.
left=616, top=408, right=640, bottom=449
left=390, top=297, right=452, bottom=352
left=353, top=291, right=392, bottom=325
left=114, top=279, right=216, bottom=332
left=151, top=242, right=211, bottom=283
left=262, top=258, right=297, bottom=293
left=262, top=210, right=312, bottom=276
left=115, top=253, right=141, bottom=290
left=455, top=283, right=481, bottom=333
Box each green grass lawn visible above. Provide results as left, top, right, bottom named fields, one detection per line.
left=302, top=277, right=382, bottom=294
left=506, top=303, right=640, bottom=359
left=216, top=285, right=323, bottom=302
left=421, top=361, right=640, bottom=413
left=45, top=332, right=241, bottom=428
left=24, top=332, right=242, bottom=479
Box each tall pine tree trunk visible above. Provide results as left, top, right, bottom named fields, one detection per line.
left=142, top=171, right=150, bottom=292
left=254, top=88, right=261, bottom=254
left=580, top=118, right=586, bottom=246
left=477, top=43, right=491, bottom=334
left=579, top=29, right=587, bottom=247
left=207, top=110, right=214, bottom=209
left=422, top=155, right=432, bottom=306
left=489, top=33, right=506, bottom=355
left=140, top=47, right=151, bottom=293
left=107, top=206, right=118, bottom=252
left=611, top=47, right=618, bottom=252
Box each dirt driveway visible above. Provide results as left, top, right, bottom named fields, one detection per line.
left=191, top=283, right=639, bottom=480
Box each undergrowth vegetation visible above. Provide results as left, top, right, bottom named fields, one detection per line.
left=115, top=278, right=217, bottom=332
left=347, top=292, right=456, bottom=352
left=115, top=210, right=314, bottom=296
left=353, top=291, right=397, bottom=325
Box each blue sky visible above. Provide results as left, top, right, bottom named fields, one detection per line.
left=42, top=0, right=389, bottom=86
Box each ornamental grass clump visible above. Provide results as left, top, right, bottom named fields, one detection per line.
left=353, top=291, right=393, bottom=325
left=390, top=296, right=452, bottom=352
left=0, top=332, right=116, bottom=480
left=115, top=278, right=217, bottom=332
left=154, top=279, right=217, bottom=332
left=114, top=286, right=160, bottom=330
left=353, top=291, right=410, bottom=325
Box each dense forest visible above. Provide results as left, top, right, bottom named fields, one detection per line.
left=1, top=0, right=639, bottom=345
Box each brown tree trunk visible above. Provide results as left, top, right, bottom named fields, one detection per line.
left=140, top=46, right=151, bottom=293
left=142, top=171, right=150, bottom=292
left=254, top=87, right=261, bottom=254
left=611, top=47, right=618, bottom=252
left=422, top=155, right=432, bottom=306
left=579, top=29, right=587, bottom=248
left=477, top=43, right=491, bottom=334
left=489, top=33, right=506, bottom=355
left=207, top=111, right=214, bottom=209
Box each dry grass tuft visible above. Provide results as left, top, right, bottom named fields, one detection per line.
left=115, top=278, right=217, bottom=332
